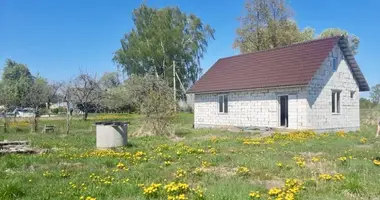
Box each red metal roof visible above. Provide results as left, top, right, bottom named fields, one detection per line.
left=188, top=36, right=361, bottom=94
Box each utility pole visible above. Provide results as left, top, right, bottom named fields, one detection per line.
left=173, top=60, right=176, bottom=111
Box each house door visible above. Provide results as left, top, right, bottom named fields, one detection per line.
left=279, top=96, right=288, bottom=127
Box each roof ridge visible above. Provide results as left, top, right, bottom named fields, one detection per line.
left=222, top=36, right=342, bottom=61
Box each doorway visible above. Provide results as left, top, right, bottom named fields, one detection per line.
left=279, top=96, right=288, bottom=127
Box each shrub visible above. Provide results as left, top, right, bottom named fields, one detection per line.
left=38, top=108, right=49, bottom=116
left=51, top=107, right=66, bottom=114
left=51, top=108, right=59, bottom=114
left=125, top=75, right=176, bottom=136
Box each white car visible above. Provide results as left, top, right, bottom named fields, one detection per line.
left=12, top=108, right=36, bottom=118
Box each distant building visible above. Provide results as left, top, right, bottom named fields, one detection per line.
left=50, top=102, right=68, bottom=109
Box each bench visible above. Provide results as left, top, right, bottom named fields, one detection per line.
left=43, top=125, right=55, bottom=133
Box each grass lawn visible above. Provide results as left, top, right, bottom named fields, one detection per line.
left=0, top=113, right=380, bottom=200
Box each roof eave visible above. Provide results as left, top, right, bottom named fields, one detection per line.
left=338, top=37, right=370, bottom=92
left=187, top=84, right=308, bottom=94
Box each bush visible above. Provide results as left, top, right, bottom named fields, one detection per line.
left=125, top=74, right=176, bottom=136
left=51, top=107, right=66, bottom=114
left=51, top=108, right=58, bottom=114
left=38, top=108, right=49, bottom=116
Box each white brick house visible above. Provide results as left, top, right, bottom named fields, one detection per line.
left=187, top=36, right=369, bottom=132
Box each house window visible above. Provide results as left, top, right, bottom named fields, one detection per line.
left=332, top=57, right=338, bottom=71
left=350, top=91, right=355, bottom=99
left=218, top=94, right=228, bottom=113
left=332, top=91, right=341, bottom=113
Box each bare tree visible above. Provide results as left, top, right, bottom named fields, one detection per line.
left=47, top=81, right=63, bottom=110
left=71, top=72, right=103, bottom=120
left=60, top=82, right=73, bottom=134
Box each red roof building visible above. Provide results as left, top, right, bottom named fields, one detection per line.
left=189, top=36, right=369, bottom=132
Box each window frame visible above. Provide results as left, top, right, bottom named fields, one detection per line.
left=332, top=57, right=338, bottom=72
left=218, top=94, right=228, bottom=113
left=332, top=90, right=341, bottom=114
left=350, top=91, right=355, bottom=99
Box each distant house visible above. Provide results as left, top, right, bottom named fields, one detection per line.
left=50, top=102, right=68, bottom=109
left=187, top=36, right=369, bottom=132
left=50, top=101, right=83, bottom=115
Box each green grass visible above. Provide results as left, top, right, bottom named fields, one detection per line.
left=0, top=113, right=380, bottom=200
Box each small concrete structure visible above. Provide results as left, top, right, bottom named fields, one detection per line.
left=95, top=122, right=128, bottom=148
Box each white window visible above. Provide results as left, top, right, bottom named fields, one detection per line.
left=332, top=57, right=338, bottom=71
left=218, top=94, right=228, bottom=113
left=332, top=91, right=341, bottom=113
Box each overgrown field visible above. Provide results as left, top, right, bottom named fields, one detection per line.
left=1, top=113, right=380, bottom=200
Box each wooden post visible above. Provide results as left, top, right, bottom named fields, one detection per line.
left=66, top=103, right=71, bottom=135
left=173, top=60, right=176, bottom=112
left=65, top=90, right=72, bottom=135
left=33, top=106, right=38, bottom=133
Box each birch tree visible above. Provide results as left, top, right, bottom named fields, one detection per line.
left=234, top=0, right=314, bottom=53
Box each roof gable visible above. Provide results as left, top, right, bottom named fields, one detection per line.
left=337, top=38, right=369, bottom=91
left=188, top=36, right=369, bottom=94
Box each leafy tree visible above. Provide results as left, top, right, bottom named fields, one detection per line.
left=0, top=83, right=11, bottom=132
left=113, top=5, right=215, bottom=97
left=234, top=1, right=359, bottom=55
left=100, top=86, right=134, bottom=113
left=319, top=28, right=360, bottom=55
left=299, top=27, right=315, bottom=41
left=360, top=98, right=375, bottom=109
left=370, top=84, right=380, bottom=105
left=100, top=72, right=120, bottom=90
left=125, top=74, right=175, bottom=136
left=234, top=0, right=314, bottom=53
left=26, top=75, right=50, bottom=132
left=0, top=59, right=50, bottom=132
left=1, top=59, right=33, bottom=109
left=98, top=72, right=135, bottom=112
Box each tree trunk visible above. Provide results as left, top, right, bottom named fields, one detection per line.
left=32, top=106, right=38, bottom=133
left=66, top=102, right=71, bottom=134
left=3, top=113, right=7, bottom=133
left=66, top=112, right=71, bottom=135
left=33, top=115, right=38, bottom=133
left=83, top=111, right=88, bottom=120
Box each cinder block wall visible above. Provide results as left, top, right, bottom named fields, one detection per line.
left=306, top=45, right=360, bottom=131
left=193, top=45, right=360, bottom=132
left=194, top=87, right=309, bottom=129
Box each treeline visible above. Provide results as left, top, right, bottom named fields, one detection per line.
left=360, top=98, right=379, bottom=109
left=0, top=59, right=177, bottom=135
left=0, top=59, right=134, bottom=118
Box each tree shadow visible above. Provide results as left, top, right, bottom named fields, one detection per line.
left=175, top=128, right=192, bottom=137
